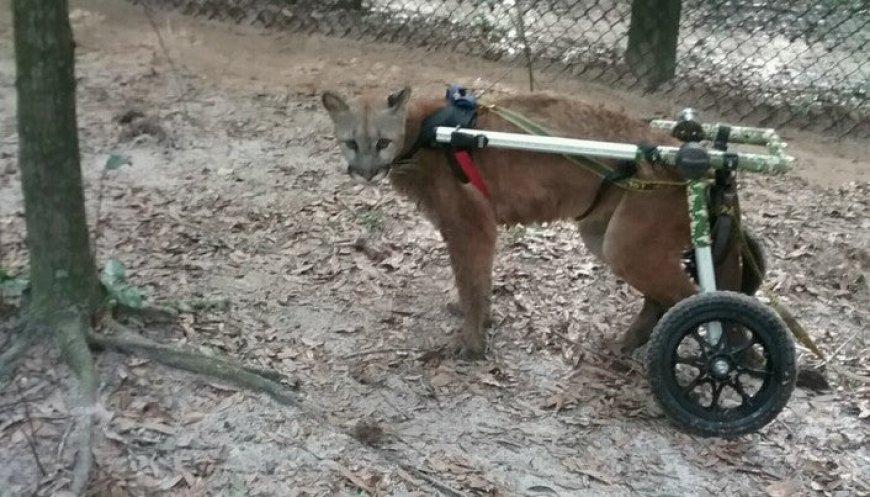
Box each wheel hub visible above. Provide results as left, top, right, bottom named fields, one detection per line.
left=708, top=356, right=733, bottom=380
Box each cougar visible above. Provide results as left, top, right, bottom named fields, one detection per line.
left=321, top=86, right=755, bottom=358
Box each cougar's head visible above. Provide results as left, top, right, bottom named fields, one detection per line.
left=321, top=86, right=411, bottom=182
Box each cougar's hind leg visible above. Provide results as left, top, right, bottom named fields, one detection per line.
left=606, top=257, right=697, bottom=353
left=437, top=186, right=498, bottom=359
left=739, top=226, right=767, bottom=296
left=602, top=193, right=699, bottom=352
left=604, top=192, right=759, bottom=363
left=577, top=213, right=666, bottom=354
left=620, top=298, right=665, bottom=353
left=618, top=248, right=739, bottom=354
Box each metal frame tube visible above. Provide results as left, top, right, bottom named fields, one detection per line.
left=687, top=180, right=723, bottom=344
left=435, top=127, right=639, bottom=160
left=435, top=126, right=794, bottom=174
left=694, top=246, right=718, bottom=293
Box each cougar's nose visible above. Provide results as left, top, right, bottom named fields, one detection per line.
left=347, top=165, right=377, bottom=182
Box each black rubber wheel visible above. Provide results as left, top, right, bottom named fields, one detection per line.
left=646, top=291, right=796, bottom=438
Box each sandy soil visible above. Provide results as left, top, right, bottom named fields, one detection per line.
left=1, top=1, right=868, bottom=496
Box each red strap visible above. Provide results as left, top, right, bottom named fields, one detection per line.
left=453, top=151, right=490, bottom=199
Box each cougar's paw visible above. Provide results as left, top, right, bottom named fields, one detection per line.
left=455, top=344, right=486, bottom=360
left=451, top=332, right=486, bottom=360
left=445, top=301, right=462, bottom=318
left=617, top=333, right=648, bottom=356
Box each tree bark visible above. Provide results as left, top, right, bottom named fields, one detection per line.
left=14, top=0, right=101, bottom=320
left=625, top=0, right=682, bottom=90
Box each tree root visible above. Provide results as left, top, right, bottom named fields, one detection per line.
left=114, top=302, right=179, bottom=323
left=0, top=320, right=38, bottom=382
left=114, top=297, right=231, bottom=323
left=27, top=313, right=304, bottom=496
left=3, top=311, right=101, bottom=494
left=89, top=319, right=300, bottom=407
left=54, top=312, right=99, bottom=496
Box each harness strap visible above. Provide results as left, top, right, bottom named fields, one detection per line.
left=713, top=125, right=731, bottom=151
left=709, top=124, right=738, bottom=265
left=452, top=151, right=490, bottom=198
left=576, top=161, right=637, bottom=221
left=393, top=85, right=491, bottom=198
left=712, top=206, right=735, bottom=264
left=393, top=95, right=478, bottom=164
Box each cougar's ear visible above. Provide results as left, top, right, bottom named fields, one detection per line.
left=386, top=86, right=411, bottom=112
left=321, top=91, right=349, bottom=117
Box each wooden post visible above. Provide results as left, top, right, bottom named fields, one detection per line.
left=625, top=0, right=682, bottom=89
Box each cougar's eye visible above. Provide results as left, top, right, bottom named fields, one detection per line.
left=344, top=140, right=358, bottom=152
left=376, top=138, right=392, bottom=151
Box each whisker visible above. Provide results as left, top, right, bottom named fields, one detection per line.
left=392, top=159, right=417, bottom=168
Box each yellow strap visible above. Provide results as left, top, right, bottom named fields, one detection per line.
left=737, top=228, right=826, bottom=361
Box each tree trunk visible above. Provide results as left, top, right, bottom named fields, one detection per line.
left=625, top=0, right=682, bottom=90
left=14, top=2, right=100, bottom=491
left=14, top=0, right=101, bottom=319
left=335, top=0, right=364, bottom=10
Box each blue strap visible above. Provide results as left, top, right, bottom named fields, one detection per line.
left=446, top=84, right=477, bottom=110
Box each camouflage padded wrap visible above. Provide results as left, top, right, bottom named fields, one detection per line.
left=657, top=147, right=793, bottom=175
left=687, top=180, right=713, bottom=249
left=649, top=120, right=794, bottom=174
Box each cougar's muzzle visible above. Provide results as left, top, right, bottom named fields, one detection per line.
left=347, top=163, right=391, bottom=182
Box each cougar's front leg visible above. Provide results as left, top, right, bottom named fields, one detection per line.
left=444, top=300, right=494, bottom=327
left=438, top=187, right=497, bottom=359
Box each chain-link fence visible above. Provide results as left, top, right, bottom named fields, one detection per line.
left=131, top=0, right=870, bottom=138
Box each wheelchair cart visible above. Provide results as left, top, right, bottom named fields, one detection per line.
left=435, top=109, right=798, bottom=437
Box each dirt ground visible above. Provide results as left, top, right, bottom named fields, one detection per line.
left=1, top=1, right=868, bottom=496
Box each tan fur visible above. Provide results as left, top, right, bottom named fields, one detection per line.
left=322, top=87, right=744, bottom=358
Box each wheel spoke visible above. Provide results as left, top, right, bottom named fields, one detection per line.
left=737, top=366, right=771, bottom=378
left=729, top=378, right=752, bottom=403
left=729, top=335, right=758, bottom=357
left=710, top=381, right=725, bottom=409
left=682, top=371, right=707, bottom=393
left=689, top=330, right=712, bottom=357
left=675, top=356, right=704, bottom=368
left=710, top=328, right=728, bottom=353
